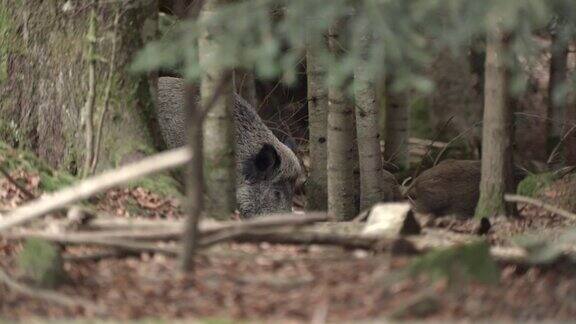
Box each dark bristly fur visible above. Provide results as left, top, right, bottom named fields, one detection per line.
left=157, top=77, right=302, bottom=218
left=408, top=159, right=526, bottom=218
left=408, top=159, right=482, bottom=218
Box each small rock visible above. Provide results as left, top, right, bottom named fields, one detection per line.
left=362, top=202, right=421, bottom=239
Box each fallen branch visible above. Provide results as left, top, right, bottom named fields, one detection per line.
left=0, top=266, right=103, bottom=313
left=6, top=227, right=533, bottom=265
left=7, top=229, right=182, bottom=242
left=7, top=213, right=329, bottom=243
left=505, top=194, right=576, bottom=221
left=0, top=147, right=190, bottom=232
left=77, top=213, right=329, bottom=240
left=63, top=250, right=126, bottom=262
left=3, top=232, right=180, bottom=256
left=209, top=213, right=329, bottom=233
left=232, top=231, right=382, bottom=250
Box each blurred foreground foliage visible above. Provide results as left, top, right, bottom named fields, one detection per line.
left=133, top=0, right=576, bottom=98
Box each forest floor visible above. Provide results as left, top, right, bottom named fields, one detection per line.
left=2, top=166, right=576, bottom=322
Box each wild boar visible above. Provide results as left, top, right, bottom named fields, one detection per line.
left=157, top=77, right=302, bottom=218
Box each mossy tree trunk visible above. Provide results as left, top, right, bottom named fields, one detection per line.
left=305, top=30, right=328, bottom=211
left=353, top=29, right=387, bottom=211
left=327, top=21, right=358, bottom=220
left=199, top=0, right=236, bottom=219
left=0, top=0, right=160, bottom=175
left=475, top=20, right=515, bottom=219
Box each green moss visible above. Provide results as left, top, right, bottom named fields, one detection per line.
left=0, top=141, right=77, bottom=192
left=517, top=173, right=554, bottom=198
left=39, top=171, right=76, bottom=192
left=474, top=187, right=506, bottom=219
left=17, top=238, right=66, bottom=288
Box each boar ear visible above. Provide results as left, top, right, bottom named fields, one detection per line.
left=245, top=144, right=281, bottom=182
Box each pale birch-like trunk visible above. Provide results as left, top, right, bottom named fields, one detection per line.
left=353, top=31, right=386, bottom=211
left=475, top=19, right=513, bottom=219
left=305, top=33, right=328, bottom=211
left=327, top=21, right=358, bottom=220
left=199, top=0, right=236, bottom=219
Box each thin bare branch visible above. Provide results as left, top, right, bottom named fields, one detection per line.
left=547, top=124, right=576, bottom=165
left=0, top=147, right=191, bottom=232
left=81, top=1, right=98, bottom=178
left=90, top=8, right=122, bottom=174
left=505, top=194, right=576, bottom=221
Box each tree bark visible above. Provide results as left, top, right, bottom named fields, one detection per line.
left=180, top=84, right=203, bottom=272
left=327, top=21, right=358, bottom=220
left=353, top=31, right=387, bottom=211
left=199, top=0, right=236, bottom=219
left=383, top=83, right=409, bottom=171
left=0, top=0, right=160, bottom=173
left=548, top=32, right=568, bottom=148
left=475, top=21, right=514, bottom=219
left=305, top=31, right=328, bottom=211
left=566, top=90, right=576, bottom=165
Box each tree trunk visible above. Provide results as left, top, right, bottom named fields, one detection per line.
left=383, top=83, right=409, bottom=171
left=475, top=22, right=514, bottom=219
left=305, top=32, right=328, bottom=211
left=199, top=0, right=236, bottom=219
left=565, top=76, right=576, bottom=164
left=180, top=83, right=203, bottom=272
left=0, top=0, right=160, bottom=174
left=327, top=21, right=358, bottom=220
left=353, top=32, right=387, bottom=211
left=548, top=32, right=568, bottom=151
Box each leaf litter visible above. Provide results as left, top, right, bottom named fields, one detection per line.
left=2, top=169, right=576, bottom=321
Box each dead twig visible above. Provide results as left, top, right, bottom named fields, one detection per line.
left=547, top=124, right=576, bottom=165
left=232, top=231, right=382, bottom=250
left=8, top=213, right=329, bottom=243
left=63, top=250, right=126, bottom=262
left=0, top=165, right=36, bottom=201
left=412, top=116, right=454, bottom=179
left=81, top=1, right=98, bottom=178
left=504, top=194, right=576, bottom=221
left=4, top=232, right=180, bottom=256
left=0, top=147, right=190, bottom=232
left=433, top=121, right=482, bottom=166
left=0, top=266, right=103, bottom=313
left=90, top=8, right=122, bottom=175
